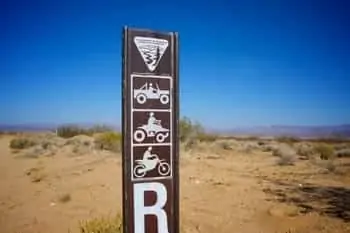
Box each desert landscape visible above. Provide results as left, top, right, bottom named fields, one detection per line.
left=0, top=123, right=349, bottom=233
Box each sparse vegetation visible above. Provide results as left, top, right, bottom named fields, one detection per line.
left=179, top=116, right=218, bottom=151
left=196, top=133, right=218, bottom=142
left=217, top=140, right=234, bottom=150
left=295, top=143, right=315, bottom=160
left=179, top=116, right=204, bottom=142
left=1, top=125, right=350, bottom=233
left=275, top=136, right=300, bottom=145
left=56, top=124, right=114, bottom=138
left=335, top=148, right=350, bottom=158
left=324, top=161, right=337, bottom=173
left=313, top=143, right=335, bottom=160
left=10, top=137, right=36, bottom=149
left=94, top=132, right=122, bottom=152
left=79, top=214, right=122, bottom=233
left=88, top=124, right=114, bottom=133
left=273, top=144, right=297, bottom=166
left=56, top=125, right=93, bottom=138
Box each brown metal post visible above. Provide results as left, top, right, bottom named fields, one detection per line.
left=122, top=26, right=179, bottom=233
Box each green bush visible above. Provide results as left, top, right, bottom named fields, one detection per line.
left=313, top=143, right=334, bottom=160
left=10, top=137, right=36, bottom=149
left=95, top=132, right=121, bottom=152
left=79, top=214, right=122, bottom=233
left=179, top=116, right=216, bottom=141
left=179, top=117, right=202, bottom=142
left=56, top=125, right=114, bottom=138
left=56, top=125, right=92, bottom=138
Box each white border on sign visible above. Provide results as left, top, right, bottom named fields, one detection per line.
left=130, top=74, right=173, bottom=182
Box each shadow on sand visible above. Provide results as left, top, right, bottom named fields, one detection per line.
left=263, top=180, right=350, bottom=222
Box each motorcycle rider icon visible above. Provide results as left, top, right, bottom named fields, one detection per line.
left=133, top=146, right=171, bottom=178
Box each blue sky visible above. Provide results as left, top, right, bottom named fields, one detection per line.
left=2, top=0, right=350, bottom=129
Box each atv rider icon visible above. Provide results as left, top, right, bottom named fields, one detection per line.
left=148, top=112, right=160, bottom=136
left=133, top=112, right=170, bottom=143
left=133, top=146, right=171, bottom=178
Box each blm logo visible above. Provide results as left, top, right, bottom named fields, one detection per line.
left=134, top=36, right=169, bottom=72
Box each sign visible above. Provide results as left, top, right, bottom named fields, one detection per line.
left=121, top=26, right=179, bottom=233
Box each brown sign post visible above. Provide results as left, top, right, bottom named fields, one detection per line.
left=121, top=27, right=179, bottom=233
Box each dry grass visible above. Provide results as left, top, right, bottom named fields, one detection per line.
left=79, top=214, right=122, bottom=233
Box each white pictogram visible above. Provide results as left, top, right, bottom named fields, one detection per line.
left=133, top=147, right=171, bottom=178
left=134, top=36, right=169, bottom=72
left=133, top=82, right=170, bottom=105
left=133, top=112, right=170, bottom=143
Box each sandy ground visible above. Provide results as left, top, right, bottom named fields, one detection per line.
left=0, top=136, right=350, bottom=233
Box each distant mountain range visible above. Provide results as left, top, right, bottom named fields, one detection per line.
left=1, top=123, right=350, bottom=138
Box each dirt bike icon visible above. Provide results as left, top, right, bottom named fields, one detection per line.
left=133, top=112, right=170, bottom=143
left=133, top=82, right=170, bottom=105
left=133, top=147, right=171, bottom=178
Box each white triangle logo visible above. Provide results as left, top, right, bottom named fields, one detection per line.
left=134, top=36, right=169, bottom=72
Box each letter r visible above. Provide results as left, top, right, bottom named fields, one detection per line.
left=134, top=182, right=169, bottom=233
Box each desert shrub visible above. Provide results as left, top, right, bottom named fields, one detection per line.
left=277, top=154, right=295, bottom=166
left=275, top=136, right=300, bottom=145
left=197, top=133, right=218, bottom=142
left=335, top=148, right=350, bottom=158
left=313, top=143, right=334, bottom=160
left=273, top=144, right=297, bottom=166
left=183, top=137, right=198, bottom=150
left=88, top=124, right=114, bottom=133
left=95, top=132, right=121, bottom=152
left=333, top=143, right=350, bottom=150
left=179, top=116, right=217, bottom=146
left=295, top=143, right=315, bottom=159
left=261, top=143, right=279, bottom=152
left=9, top=137, right=36, bottom=149
left=257, top=140, right=266, bottom=146
left=239, top=141, right=260, bottom=153
left=56, top=125, right=92, bottom=138
left=179, top=116, right=204, bottom=142
left=216, top=140, right=234, bottom=150
left=79, top=214, right=122, bottom=233
left=324, top=161, right=337, bottom=173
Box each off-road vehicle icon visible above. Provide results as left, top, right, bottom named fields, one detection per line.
left=133, top=82, right=170, bottom=105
